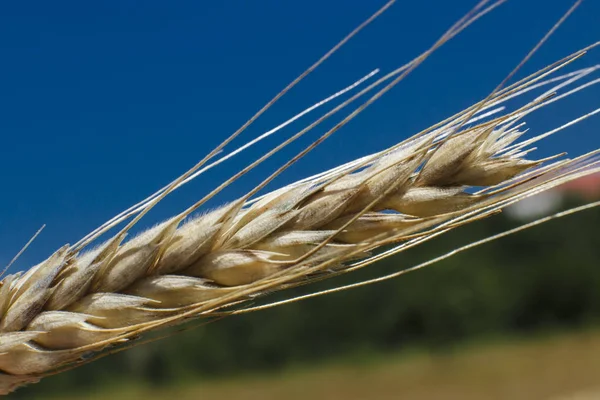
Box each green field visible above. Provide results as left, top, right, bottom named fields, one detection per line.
left=46, top=329, right=600, bottom=400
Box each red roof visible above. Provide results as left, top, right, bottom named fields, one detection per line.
left=555, top=172, right=600, bottom=199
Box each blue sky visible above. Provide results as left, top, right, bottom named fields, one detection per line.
left=1, top=0, right=599, bottom=271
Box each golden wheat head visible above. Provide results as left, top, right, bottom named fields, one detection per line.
left=0, top=0, right=599, bottom=394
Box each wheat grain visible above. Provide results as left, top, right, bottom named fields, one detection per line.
left=0, top=0, right=599, bottom=394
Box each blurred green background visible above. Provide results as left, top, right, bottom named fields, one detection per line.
left=8, top=192, right=600, bottom=400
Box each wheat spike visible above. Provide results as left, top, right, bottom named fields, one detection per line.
left=0, top=0, right=599, bottom=394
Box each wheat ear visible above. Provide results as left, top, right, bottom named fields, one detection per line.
left=1, top=0, right=599, bottom=394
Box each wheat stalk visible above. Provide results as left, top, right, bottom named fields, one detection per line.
left=1, top=0, right=599, bottom=394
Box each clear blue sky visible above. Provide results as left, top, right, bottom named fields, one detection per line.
left=1, top=0, right=599, bottom=271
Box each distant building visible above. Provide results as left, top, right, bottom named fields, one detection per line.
left=558, top=173, right=600, bottom=200
left=505, top=172, right=600, bottom=220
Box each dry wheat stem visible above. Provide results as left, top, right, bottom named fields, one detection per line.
left=0, top=0, right=599, bottom=394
